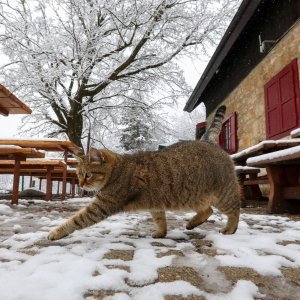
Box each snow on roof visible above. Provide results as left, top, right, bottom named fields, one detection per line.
left=247, top=145, right=300, bottom=165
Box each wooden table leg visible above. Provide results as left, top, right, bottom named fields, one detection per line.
left=62, top=150, right=68, bottom=201
left=46, top=167, right=52, bottom=201
left=57, top=181, right=60, bottom=195
left=71, top=177, right=75, bottom=198
left=238, top=174, right=246, bottom=207
left=12, top=159, right=21, bottom=205
left=266, top=166, right=300, bottom=213
left=248, top=173, right=263, bottom=200
left=29, top=174, right=32, bottom=187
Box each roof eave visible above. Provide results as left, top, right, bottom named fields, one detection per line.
left=184, top=0, right=262, bottom=112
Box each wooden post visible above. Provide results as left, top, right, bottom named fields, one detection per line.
left=267, top=166, right=286, bottom=213
left=62, top=149, right=68, bottom=201
left=39, top=178, right=42, bottom=190
left=12, top=159, right=21, bottom=205
left=46, top=167, right=52, bottom=201
left=29, top=174, right=33, bottom=187
left=57, top=181, right=60, bottom=195
left=238, top=173, right=246, bottom=207
left=71, top=177, right=76, bottom=198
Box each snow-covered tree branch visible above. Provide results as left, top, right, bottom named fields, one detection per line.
left=0, top=0, right=240, bottom=148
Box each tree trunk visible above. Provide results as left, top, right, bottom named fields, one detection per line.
left=67, top=97, right=84, bottom=149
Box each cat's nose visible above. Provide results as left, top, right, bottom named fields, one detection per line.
left=79, top=180, right=85, bottom=188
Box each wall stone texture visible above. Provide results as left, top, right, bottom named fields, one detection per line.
left=207, top=21, right=300, bottom=151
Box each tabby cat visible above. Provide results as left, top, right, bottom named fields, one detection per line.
left=48, top=105, right=240, bottom=241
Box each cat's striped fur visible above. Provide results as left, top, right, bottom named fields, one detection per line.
left=48, top=105, right=240, bottom=241
left=201, top=105, right=226, bottom=143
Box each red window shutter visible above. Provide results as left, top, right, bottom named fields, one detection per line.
left=218, top=112, right=238, bottom=154
left=264, top=59, right=300, bottom=139
left=195, top=121, right=207, bottom=140
left=218, top=125, right=225, bottom=147
left=228, top=112, right=238, bottom=154
left=265, top=78, right=281, bottom=137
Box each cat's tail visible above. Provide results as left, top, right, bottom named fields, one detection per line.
left=201, top=105, right=226, bottom=143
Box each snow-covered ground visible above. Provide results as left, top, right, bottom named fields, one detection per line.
left=0, top=198, right=300, bottom=300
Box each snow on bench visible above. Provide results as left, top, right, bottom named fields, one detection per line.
left=247, top=145, right=300, bottom=167
left=235, top=166, right=261, bottom=174
left=290, top=128, right=300, bottom=138
left=231, top=139, right=300, bottom=161
left=0, top=145, right=22, bottom=149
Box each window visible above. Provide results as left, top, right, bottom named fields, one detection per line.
left=195, top=121, right=206, bottom=140
left=264, top=59, right=300, bottom=139
left=218, top=112, right=238, bottom=154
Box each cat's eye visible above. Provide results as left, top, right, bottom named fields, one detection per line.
left=86, top=172, right=92, bottom=179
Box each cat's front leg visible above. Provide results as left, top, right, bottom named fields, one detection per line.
left=48, top=195, right=119, bottom=240
left=151, top=211, right=167, bottom=238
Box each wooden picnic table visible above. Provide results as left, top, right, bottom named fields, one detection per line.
left=0, top=147, right=45, bottom=204
left=0, top=139, right=81, bottom=201
left=0, top=167, right=78, bottom=198
left=35, top=168, right=78, bottom=198
left=0, top=159, right=67, bottom=202
left=232, top=139, right=300, bottom=214
left=231, top=139, right=300, bottom=165
left=247, top=145, right=300, bottom=214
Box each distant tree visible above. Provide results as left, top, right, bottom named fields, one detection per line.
left=0, top=0, right=240, bottom=148
left=120, top=107, right=153, bottom=151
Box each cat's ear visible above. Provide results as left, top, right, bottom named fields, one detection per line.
left=89, top=147, right=116, bottom=163
left=99, top=150, right=117, bottom=163
left=72, top=149, right=85, bottom=162
left=89, top=147, right=104, bottom=162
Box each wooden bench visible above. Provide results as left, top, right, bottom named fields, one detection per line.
left=0, top=147, right=45, bottom=203
left=0, top=139, right=81, bottom=202
left=235, top=166, right=268, bottom=206
left=247, top=145, right=300, bottom=213
left=0, top=159, right=66, bottom=203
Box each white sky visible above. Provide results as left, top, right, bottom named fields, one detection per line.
left=0, top=52, right=209, bottom=138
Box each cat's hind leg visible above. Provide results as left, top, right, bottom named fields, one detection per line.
left=215, top=188, right=240, bottom=234
left=219, top=209, right=239, bottom=234
left=186, top=206, right=213, bottom=230
left=151, top=211, right=167, bottom=238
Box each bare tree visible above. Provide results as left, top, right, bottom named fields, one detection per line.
left=0, top=0, right=239, bottom=148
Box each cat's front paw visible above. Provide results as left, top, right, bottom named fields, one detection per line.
left=48, top=228, right=68, bottom=241
left=152, top=230, right=167, bottom=238
left=219, top=226, right=237, bottom=235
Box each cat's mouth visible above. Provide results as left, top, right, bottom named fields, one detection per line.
left=82, top=184, right=99, bottom=192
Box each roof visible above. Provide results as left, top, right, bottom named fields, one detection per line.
left=184, top=0, right=261, bottom=112
left=184, top=0, right=300, bottom=113
left=0, top=84, right=32, bottom=116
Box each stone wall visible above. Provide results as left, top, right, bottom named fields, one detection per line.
left=207, top=21, right=300, bottom=151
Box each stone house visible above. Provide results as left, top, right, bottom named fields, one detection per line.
left=184, top=0, right=300, bottom=154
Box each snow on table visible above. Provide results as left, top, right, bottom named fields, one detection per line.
left=0, top=145, right=22, bottom=149
left=231, top=139, right=300, bottom=160
left=247, top=145, right=300, bottom=165
left=0, top=198, right=299, bottom=300
left=0, top=136, right=65, bottom=142
left=290, top=128, right=300, bottom=137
